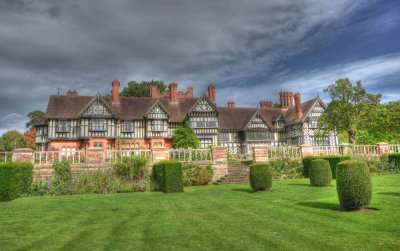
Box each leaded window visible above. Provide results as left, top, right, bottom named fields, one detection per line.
left=122, top=121, right=134, bottom=132
left=148, top=120, right=167, bottom=132
left=310, top=136, right=329, bottom=146
left=90, top=119, right=107, bottom=131
left=308, top=120, right=318, bottom=129
left=189, top=117, right=218, bottom=128
left=200, top=138, right=213, bottom=149
left=56, top=120, right=69, bottom=132
left=246, top=131, right=270, bottom=141
left=220, top=133, right=229, bottom=142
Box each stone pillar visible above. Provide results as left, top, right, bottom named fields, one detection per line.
left=152, top=147, right=169, bottom=163
left=12, top=148, right=35, bottom=163
left=85, top=147, right=104, bottom=165
left=252, top=146, right=269, bottom=163
left=211, top=146, right=228, bottom=181
left=376, top=142, right=389, bottom=156
left=300, top=145, right=313, bottom=157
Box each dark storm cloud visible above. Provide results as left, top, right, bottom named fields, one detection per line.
left=0, top=0, right=377, bottom=134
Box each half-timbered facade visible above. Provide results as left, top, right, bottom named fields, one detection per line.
left=35, top=80, right=337, bottom=153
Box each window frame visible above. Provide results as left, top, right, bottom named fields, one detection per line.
left=90, top=119, right=107, bottom=132
left=122, top=120, right=134, bottom=132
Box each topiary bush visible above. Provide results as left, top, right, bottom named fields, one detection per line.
left=302, top=155, right=350, bottom=178
left=0, top=162, right=33, bottom=202
left=153, top=160, right=183, bottom=193
left=309, top=159, right=332, bottom=187
left=249, top=163, right=273, bottom=191
left=336, top=160, right=372, bottom=210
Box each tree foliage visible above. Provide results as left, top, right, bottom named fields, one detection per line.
left=356, top=101, right=400, bottom=144
left=26, top=110, right=45, bottom=130
left=120, top=80, right=167, bottom=97
left=172, top=121, right=200, bottom=149
left=318, top=78, right=381, bottom=144
left=0, top=130, right=26, bottom=151
left=22, top=129, right=36, bottom=150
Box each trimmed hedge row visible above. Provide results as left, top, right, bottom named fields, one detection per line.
left=153, top=160, right=184, bottom=193
left=0, top=162, right=33, bottom=202
left=302, top=155, right=350, bottom=179
left=249, top=163, right=273, bottom=191
left=309, top=159, right=332, bottom=187
left=388, top=153, right=400, bottom=169
left=336, top=160, right=372, bottom=210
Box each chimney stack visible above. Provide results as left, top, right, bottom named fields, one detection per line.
left=67, top=89, right=78, bottom=96
left=294, top=92, right=303, bottom=120
left=169, top=82, right=178, bottom=103
left=260, top=100, right=273, bottom=108
left=112, top=79, right=120, bottom=104
left=208, top=84, right=216, bottom=103
left=280, top=91, right=294, bottom=108
left=228, top=101, right=235, bottom=107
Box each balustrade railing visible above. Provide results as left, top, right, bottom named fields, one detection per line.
left=312, top=146, right=342, bottom=156
left=389, top=144, right=400, bottom=153
left=352, top=145, right=379, bottom=156
left=104, top=149, right=152, bottom=163
left=33, top=151, right=86, bottom=165
left=169, top=149, right=211, bottom=162
left=0, top=152, right=13, bottom=163
left=268, top=146, right=301, bottom=160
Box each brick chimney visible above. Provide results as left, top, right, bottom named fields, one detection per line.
left=228, top=101, right=235, bottom=107
left=260, top=100, right=273, bottom=108
left=169, top=82, right=178, bottom=103
left=67, top=89, right=78, bottom=96
left=112, top=79, right=120, bottom=104
left=294, top=92, right=303, bottom=120
left=208, top=83, right=216, bottom=103
left=280, top=91, right=294, bottom=108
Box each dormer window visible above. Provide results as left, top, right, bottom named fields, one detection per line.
left=122, top=121, right=134, bottom=132
left=56, top=120, right=69, bottom=132
left=90, top=119, right=107, bottom=131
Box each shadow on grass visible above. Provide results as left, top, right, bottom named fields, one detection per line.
left=231, top=188, right=253, bottom=193
left=378, top=192, right=400, bottom=197
left=297, top=201, right=338, bottom=210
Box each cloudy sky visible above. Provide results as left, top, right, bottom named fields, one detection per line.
left=0, top=0, right=399, bottom=135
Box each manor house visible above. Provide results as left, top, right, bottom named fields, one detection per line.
left=35, top=79, right=338, bottom=153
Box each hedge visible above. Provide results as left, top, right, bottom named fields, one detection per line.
left=153, top=160, right=183, bottom=193
left=309, top=159, right=332, bottom=187
left=336, top=160, right=372, bottom=210
left=0, top=162, right=33, bottom=202
left=302, top=155, right=350, bottom=179
left=249, top=163, right=273, bottom=191
left=388, top=153, right=400, bottom=169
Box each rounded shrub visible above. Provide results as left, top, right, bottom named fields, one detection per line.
left=249, top=163, right=272, bottom=191
left=309, top=159, right=332, bottom=187
left=336, top=160, right=372, bottom=210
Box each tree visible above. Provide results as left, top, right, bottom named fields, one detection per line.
left=172, top=121, right=200, bottom=149
left=318, top=78, right=381, bottom=144
left=22, top=129, right=36, bottom=150
left=356, top=101, right=400, bottom=144
left=0, top=130, right=26, bottom=151
left=26, top=110, right=45, bottom=130
left=120, top=80, right=167, bottom=97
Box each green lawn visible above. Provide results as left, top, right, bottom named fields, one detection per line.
left=1, top=175, right=400, bottom=250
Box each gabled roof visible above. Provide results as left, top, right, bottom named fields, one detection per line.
left=218, top=107, right=257, bottom=130
left=243, top=110, right=271, bottom=130
left=284, top=97, right=320, bottom=125
left=189, top=94, right=219, bottom=114
left=35, top=117, right=48, bottom=126
left=144, top=100, right=171, bottom=118
left=78, top=93, right=118, bottom=118
left=44, top=94, right=199, bottom=122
